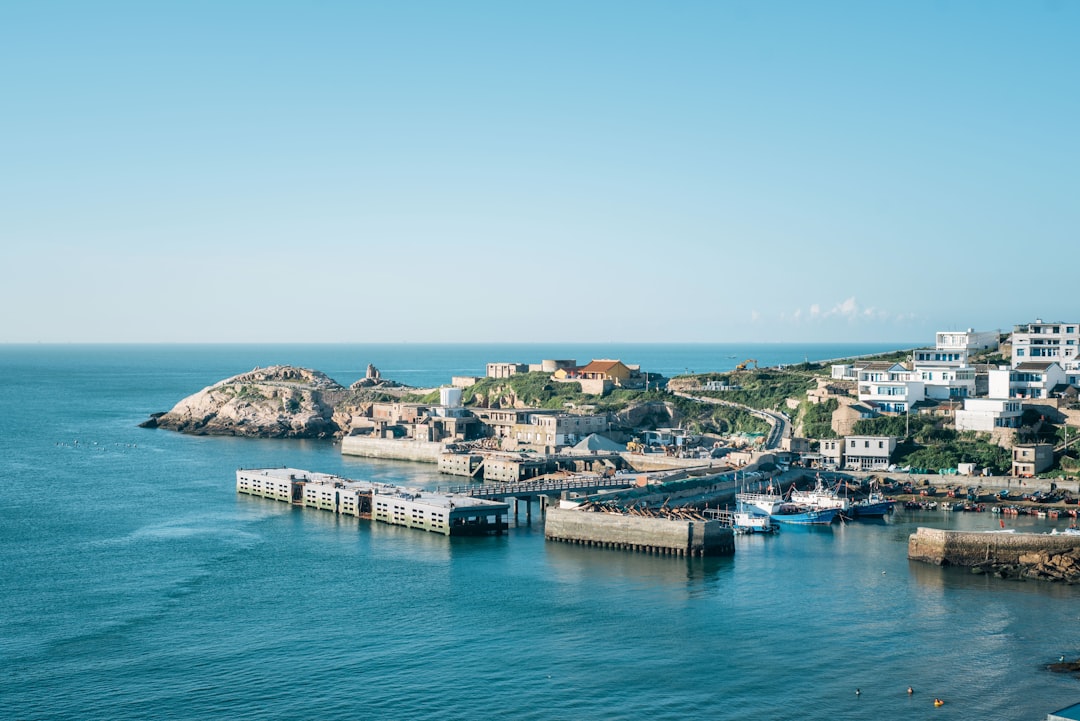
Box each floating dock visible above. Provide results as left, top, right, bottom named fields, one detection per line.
left=236, top=468, right=509, bottom=536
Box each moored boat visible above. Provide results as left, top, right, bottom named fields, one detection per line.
left=732, top=511, right=779, bottom=534
left=791, top=479, right=850, bottom=512
left=850, top=493, right=895, bottom=518
left=735, top=491, right=840, bottom=525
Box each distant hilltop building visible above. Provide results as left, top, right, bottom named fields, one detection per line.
left=935, top=329, right=999, bottom=352
left=486, top=360, right=576, bottom=379
left=482, top=357, right=655, bottom=395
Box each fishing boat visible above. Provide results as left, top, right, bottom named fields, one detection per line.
left=790, top=478, right=850, bottom=512
left=735, top=491, right=840, bottom=525
left=850, top=492, right=895, bottom=518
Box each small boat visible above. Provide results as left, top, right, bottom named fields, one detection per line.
left=732, top=511, right=779, bottom=534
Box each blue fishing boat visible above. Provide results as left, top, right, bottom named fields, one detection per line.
left=735, top=491, right=840, bottom=525
left=850, top=493, right=895, bottom=517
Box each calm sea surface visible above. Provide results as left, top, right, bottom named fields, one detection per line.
left=2, top=344, right=1078, bottom=721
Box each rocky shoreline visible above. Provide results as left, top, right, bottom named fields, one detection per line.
left=968, top=547, right=1080, bottom=583
left=140, top=365, right=409, bottom=439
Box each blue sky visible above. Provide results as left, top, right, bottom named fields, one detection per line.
left=2, top=1, right=1076, bottom=343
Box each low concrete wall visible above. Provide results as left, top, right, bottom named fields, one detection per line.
left=908, top=527, right=1080, bottom=566
left=618, top=453, right=726, bottom=472
left=340, top=436, right=444, bottom=463
left=827, top=469, right=1080, bottom=496
left=544, top=507, right=734, bottom=556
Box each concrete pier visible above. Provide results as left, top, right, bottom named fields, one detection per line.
left=908, top=527, right=1080, bottom=566
left=237, top=468, right=508, bottom=536
left=544, top=507, right=735, bottom=557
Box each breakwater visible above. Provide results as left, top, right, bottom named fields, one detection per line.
left=908, top=527, right=1080, bottom=572
left=340, top=435, right=445, bottom=462
left=544, top=507, right=734, bottom=557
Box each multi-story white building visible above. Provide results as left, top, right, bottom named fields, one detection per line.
left=911, top=345, right=976, bottom=401
left=954, top=398, right=1023, bottom=433
left=843, top=435, right=897, bottom=471
left=909, top=328, right=995, bottom=401
left=987, top=362, right=1067, bottom=400
left=857, top=362, right=925, bottom=413
left=1011, top=319, right=1080, bottom=366
left=935, top=329, right=999, bottom=353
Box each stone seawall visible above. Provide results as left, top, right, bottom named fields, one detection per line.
left=908, top=527, right=1080, bottom=566
left=340, top=436, right=444, bottom=463
left=544, top=507, right=734, bottom=557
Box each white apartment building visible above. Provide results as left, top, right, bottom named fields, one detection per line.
left=913, top=365, right=977, bottom=401
left=843, top=435, right=897, bottom=471
left=935, top=329, right=999, bottom=353
left=954, top=398, right=1023, bottom=433
left=857, top=362, right=925, bottom=413
left=988, top=362, right=1067, bottom=400
left=1011, top=319, right=1080, bottom=366
left=831, top=364, right=857, bottom=381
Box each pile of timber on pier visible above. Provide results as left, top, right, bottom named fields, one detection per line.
left=575, top=500, right=708, bottom=522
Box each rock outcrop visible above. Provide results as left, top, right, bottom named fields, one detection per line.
left=982, top=548, right=1080, bottom=583
left=143, top=366, right=345, bottom=439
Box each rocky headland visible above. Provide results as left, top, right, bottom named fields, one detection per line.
left=141, top=365, right=410, bottom=439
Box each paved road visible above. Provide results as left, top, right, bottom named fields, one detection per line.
left=673, top=391, right=791, bottom=450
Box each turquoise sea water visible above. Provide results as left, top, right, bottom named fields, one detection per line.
left=2, top=344, right=1079, bottom=721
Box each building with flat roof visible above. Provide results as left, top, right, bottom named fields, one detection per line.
left=843, top=435, right=897, bottom=472
left=1012, top=444, right=1054, bottom=478
left=1011, top=319, right=1080, bottom=366
left=954, top=398, right=1023, bottom=433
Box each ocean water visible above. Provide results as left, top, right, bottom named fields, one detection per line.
left=2, top=344, right=1078, bottom=721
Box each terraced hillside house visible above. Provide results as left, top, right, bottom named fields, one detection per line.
left=1011, top=443, right=1054, bottom=478
left=954, top=398, right=1023, bottom=433
left=988, top=362, right=1068, bottom=400
left=1011, top=319, right=1080, bottom=366
left=856, top=362, right=925, bottom=414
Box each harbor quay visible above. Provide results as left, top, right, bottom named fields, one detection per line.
left=236, top=468, right=510, bottom=536
left=237, top=467, right=738, bottom=556
left=907, top=527, right=1080, bottom=567
left=544, top=507, right=734, bottom=557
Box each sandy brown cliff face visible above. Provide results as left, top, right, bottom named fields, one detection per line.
left=142, top=366, right=344, bottom=438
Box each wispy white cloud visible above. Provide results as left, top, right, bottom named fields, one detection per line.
left=825, top=296, right=859, bottom=319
